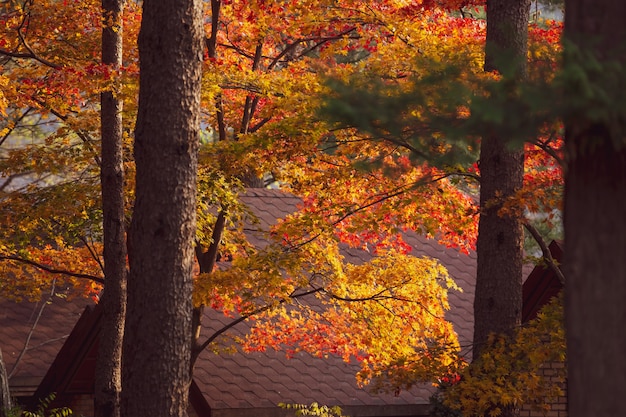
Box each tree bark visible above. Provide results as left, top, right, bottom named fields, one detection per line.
left=120, top=0, right=203, bottom=415
left=563, top=1, right=626, bottom=416
left=473, top=0, right=529, bottom=358
left=473, top=6, right=528, bottom=417
left=95, top=1, right=126, bottom=417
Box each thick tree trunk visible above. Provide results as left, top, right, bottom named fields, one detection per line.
left=563, top=1, right=626, bottom=416
left=95, top=1, right=126, bottom=417
left=473, top=4, right=530, bottom=417
left=474, top=0, right=529, bottom=357
left=473, top=3, right=528, bottom=417
left=120, top=0, right=203, bottom=415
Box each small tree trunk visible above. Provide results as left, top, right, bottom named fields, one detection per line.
left=95, top=1, right=127, bottom=417
left=563, top=1, right=626, bottom=416
left=0, top=348, right=12, bottom=417
left=120, top=0, right=203, bottom=415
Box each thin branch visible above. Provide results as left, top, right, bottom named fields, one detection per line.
left=77, top=234, right=105, bottom=274
left=321, top=285, right=443, bottom=319
left=530, top=137, right=564, bottom=166
left=0, top=255, right=104, bottom=284
left=48, top=217, right=104, bottom=275
left=523, top=220, right=565, bottom=285
left=239, top=43, right=263, bottom=135
left=32, top=98, right=101, bottom=167
left=266, top=27, right=358, bottom=71
left=0, top=107, right=33, bottom=147
left=13, top=8, right=61, bottom=69
left=8, top=279, right=56, bottom=379
left=0, top=171, right=35, bottom=192
left=193, top=287, right=323, bottom=359
left=29, top=334, right=69, bottom=349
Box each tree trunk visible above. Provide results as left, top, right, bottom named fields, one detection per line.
left=95, top=1, right=126, bottom=417
left=473, top=3, right=528, bottom=417
left=563, top=1, right=626, bottom=416
left=474, top=0, right=529, bottom=357
left=120, top=0, right=203, bottom=415
left=0, top=348, right=11, bottom=417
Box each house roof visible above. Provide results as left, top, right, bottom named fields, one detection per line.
left=0, top=294, right=91, bottom=398
left=522, top=240, right=563, bottom=323
left=1, top=188, right=478, bottom=416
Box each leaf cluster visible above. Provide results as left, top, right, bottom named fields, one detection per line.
left=442, top=296, right=566, bottom=417
left=279, top=402, right=344, bottom=417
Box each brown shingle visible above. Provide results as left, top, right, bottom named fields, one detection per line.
left=0, top=294, right=91, bottom=397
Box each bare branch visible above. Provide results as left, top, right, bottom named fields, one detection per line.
left=523, top=220, right=565, bottom=285
left=8, top=279, right=56, bottom=379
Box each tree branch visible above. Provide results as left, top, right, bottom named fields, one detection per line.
left=0, top=107, right=33, bottom=147
left=8, top=279, right=56, bottom=379
left=0, top=255, right=104, bottom=284
left=32, top=98, right=101, bottom=166
left=192, top=287, right=323, bottom=364
left=523, top=220, right=565, bottom=285
left=1, top=7, right=62, bottom=69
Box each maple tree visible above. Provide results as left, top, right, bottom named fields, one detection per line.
left=0, top=1, right=567, bottom=411
left=312, top=6, right=566, bottom=413
left=189, top=0, right=490, bottom=389
left=0, top=0, right=141, bottom=302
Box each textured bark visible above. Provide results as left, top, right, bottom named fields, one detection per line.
left=95, top=1, right=126, bottom=417
left=563, top=1, right=626, bottom=416
left=473, top=6, right=529, bottom=417
left=120, top=0, right=203, bottom=415
left=473, top=0, right=529, bottom=359
left=484, top=0, right=530, bottom=75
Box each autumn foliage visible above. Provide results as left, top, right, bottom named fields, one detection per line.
left=1, top=0, right=564, bottom=396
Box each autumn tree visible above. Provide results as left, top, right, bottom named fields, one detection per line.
left=0, top=0, right=106, bottom=302
left=119, top=0, right=203, bottom=416
left=562, top=1, right=626, bottom=415
left=0, top=0, right=562, bottom=406
left=190, top=2, right=486, bottom=384
left=1, top=1, right=480, bottom=399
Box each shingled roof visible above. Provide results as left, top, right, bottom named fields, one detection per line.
left=0, top=294, right=91, bottom=399
left=1, top=188, right=478, bottom=417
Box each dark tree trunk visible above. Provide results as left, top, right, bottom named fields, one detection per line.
left=563, top=1, right=626, bottom=416
left=473, top=0, right=529, bottom=358
left=120, top=0, right=203, bottom=415
left=474, top=6, right=528, bottom=417
left=95, top=1, right=127, bottom=417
